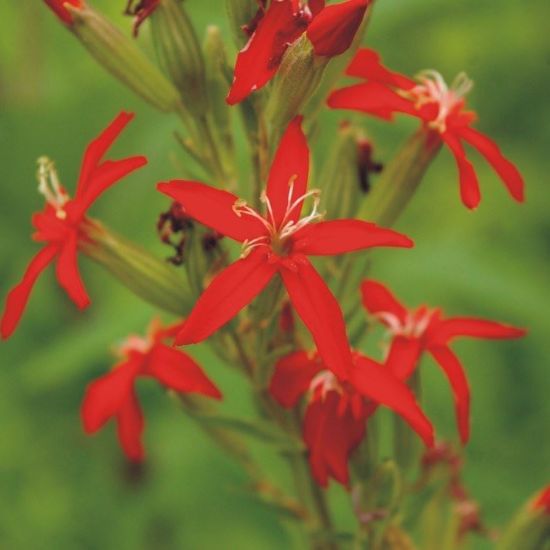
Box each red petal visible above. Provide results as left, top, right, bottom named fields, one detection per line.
left=75, top=112, right=146, bottom=216
left=429, top=316, right=526, bottom=347
left=352, top=355, right=434, bottom=447
left=429, top=347, right=470, bottom=443
left=327, top=82, right=417, bottom=120
left=307, top=0, right=369, bottom=57
left=81, top=357, right=142, bottom=434
left=116, top=390, right=146, bottom=461
left=55, top=233, right=91, bottom=309
left=146, top=344, right=222, bottom=399
left=309, top=0, right=326, bottom=17
left=176, top=250, right=277, bottom=345
left=304, top=392, right=365, bottom=486
left=293, top=219, right=413, bottom=255
left=226, top=0, right=309, bottom=105
left=1, top=244, right=58, bottom=339
left=441, top=132, right=481, bottom=209
left=266, top=117, right=310, bottom=227
left=157, top=180, right=266, bottom=243
left=385, top=336, right=422, bottom=380
left=280, top=258, right=352, bottom=380
left=269, top=351, right=323, bottom=408
left=457, top=126, right=524, bottom=203
left=44, top=0, right=82, bottom=24
left=346, top=48, right=416, bottom=89
left=360, top=279, right=407, bottom=324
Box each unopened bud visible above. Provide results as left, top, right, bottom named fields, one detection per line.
left=66, top=3, right=181, bottom=112
left=43, top=0, right=83, bottom=25
left=266, top=34, right=328, bottom=140
left=225, top=0, right=264, bottom=47
left=148, top=0, right=209, bottom=114
left=319, top=123, right=368, bottom=220
left=497, top=486, right=550, bottom=550
left=81, top=220, right=194, bottom=316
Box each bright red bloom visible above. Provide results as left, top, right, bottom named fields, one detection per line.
left=269, top=350, right=434, bottom=486
left=158, top=117, right=412, bottom=380
left=533, top=486, right=550, bottom=515
left=328, top=48, right=525, bottom=209
left=227, top=0, right=370, bottom=105
left=124, top=0, right=161, bottom=37
left=361, top=279, right=526, bottom=443
left=44, top=0, right=83, bottom=25
left=1, top=112, right=147, bottom=339
left=82, top=319, right=221, bottom=461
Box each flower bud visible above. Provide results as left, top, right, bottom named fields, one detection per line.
left=319, top=123, right=367, bottom=220
left=203, top=26, right=236, bottom=173
left=265, top=34, right=328, bottom=141
left=497, top=486, right=550, bottom=550
left=65, top=3, right=181, bottom=112
left=81, top=220, right=194, bottom=316
left=148, top=0, right=209, bottom=115
left=225, top=0, right=263, bottom=47
left=358, top=129, right=443, bottom=226
left=44, top=0, right=83, bottom=25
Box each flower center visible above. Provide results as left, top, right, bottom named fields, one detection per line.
left=377, top=307, right=436, bottom=339
left=309, top=370, right=343, bottom=401
left=407, top=70, right=473, bottom=133
left=37, top=156, right=69, bottom=220
left=233, top=178, right=324, bottom=258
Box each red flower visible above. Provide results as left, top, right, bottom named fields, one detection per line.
left=269, top=350, right=434, bottom=486
left=227, top=0, right=370, bottom=105
left=361, top=279, right=526, bottom=443
left=158, top=117, right=412, bottom=380
left=124, top=0, right=161, bottom=37
left=328, top=48, right=525, bottom=209
left=82, top=319, right=221, bottom=461
left=533, top=486, right=550, bottom=515
left=1, top=112, right=147, bottom=339
left=44, top=0, right=83, bottom=25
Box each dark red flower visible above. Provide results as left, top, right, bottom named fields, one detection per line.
left=227, top=0, right=370, bottom=105
left=269, top=350, right=434, bottom=486
left=44, top=0, right=83, bottom=25
left=82, top=319, right=221, bottom=461
left=328, top=48, right=525, bottom=209
left=361, top=279, right=526, bottom=443
left=1, top=112, right=147, bottom=339
left=158, top=117, right=412, bottom=380
left=125, top=0, right=161, bottom=37
left=533, top=486, right=550, bottom=515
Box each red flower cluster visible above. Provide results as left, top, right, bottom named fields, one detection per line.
left=82, top=319, right=221, bottom=460
left=44, top=0, right=83, bottom=25
left=269, top=350, right=433, bottom=486
left=328, top=49, right=525, bottom=208
left=227, top=0, right=370, bottom=104
left=0, top=112, right=146, bottom=339
left=158, top=117, right=412, bottom=380
left=361, top=280, right=526, bottom=443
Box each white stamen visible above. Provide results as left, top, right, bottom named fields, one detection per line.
left=36, top=156, right=68, bottom=219
left=407, top=70, right=474, bottom=133
left=234, top=177, right=325, bottom=258
left=376, top=308, right=436, bottom=339
left=309, top=370, right=343, bottom=401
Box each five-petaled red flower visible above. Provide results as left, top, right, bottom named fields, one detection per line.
left=227, top=0, right=370, bottom=105
left=328, top=48, right=525, bottom=209
left=82, top=319, right=221, bottom=461
left=0, top=112, right=147, bottom=339
left=44, top=0, right=83, bottom=25
left=269, top=350, right=434, bottom=486
left=125, top=0, right=161, bottom=37
left=361, top=279, right=526, bottom=443
left=158, top=117, right=413, bottom=380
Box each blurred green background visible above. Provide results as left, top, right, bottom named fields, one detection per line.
left=1, top=1, right=549, bottom=548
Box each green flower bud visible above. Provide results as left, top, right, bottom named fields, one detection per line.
left=66, top=4, right=181, bottom=113
left=149, top=0, right=209, bottom=115
left=225, top=0, right=261, bottom=47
